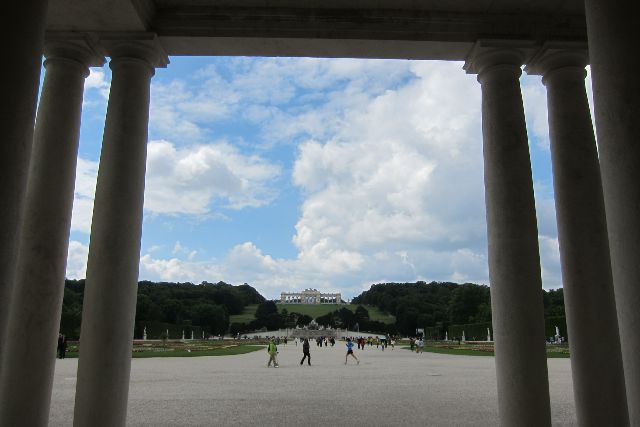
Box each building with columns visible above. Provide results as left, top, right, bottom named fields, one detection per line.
left=0, top=1, right=638, bottom=426
left=280, top=289, right=342, bottom=304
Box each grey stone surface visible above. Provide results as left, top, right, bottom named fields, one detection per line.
left=73, top=50, right=155, bottom=427
left=50, top=344, right=576, bottom=426
left=474, top=48, right=551, bottom=426
left=585, top=0, right=640, bottom=423
left=44, top=0, right=587, bottom=59
left=537, top=53, right=628, bottom=426
left=0, top=43, right=94, bottom=427
left=0, top=0, right=48, bottom=381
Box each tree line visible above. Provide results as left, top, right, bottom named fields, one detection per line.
left=352, top=281, right=565, bottom=337
left=60, top=279, right=566, bottom=339
left=60, top=279, right=265, bottom=339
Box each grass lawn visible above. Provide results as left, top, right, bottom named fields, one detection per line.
left=131, top=345, right=264, bottom=358
left=63, top=343, right=264, bottom=359
left=402, top=343, right=570, bottom=358
left=229, top=304, right=259, bottom=324
left=358, top=305, right=396, bottom=324
left=229, top=303, right=396, bottom=325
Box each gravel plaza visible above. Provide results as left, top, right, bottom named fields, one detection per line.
left=49, top=342, right=576, bottom=426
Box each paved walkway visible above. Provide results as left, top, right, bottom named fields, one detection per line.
left=49, top=342, right=576, bottom=426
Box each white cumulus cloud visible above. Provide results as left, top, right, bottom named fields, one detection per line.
left=66, top=240, right=89, bottom=279
left=145, top=140, right=281, bottom=215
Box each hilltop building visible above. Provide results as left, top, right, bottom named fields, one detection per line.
left=280, top=289, right=341, bottom=304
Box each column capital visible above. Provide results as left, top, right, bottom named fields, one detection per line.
left=524, top=42, right=589, bottom=79
left=98, top=32, right=169, bottom=69
left=44, top=32, right=106, bottom=71
left=463, top=39, right=536, bottom=77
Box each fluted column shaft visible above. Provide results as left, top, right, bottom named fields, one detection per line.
left=540, top=57, right=629, bottom=426
left=73, top=51, right=154, bottom=427
left=0, top=44, right=96, bottom=427
left=476, top=50, right=551, bottom=427
left=584, top=1, right=640, bottom=423
left=0, top=0, right=49, bottom=369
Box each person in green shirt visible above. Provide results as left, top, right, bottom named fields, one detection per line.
left=267, top=338, right=279, bottom=368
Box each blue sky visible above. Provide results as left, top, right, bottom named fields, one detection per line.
left=64, top=57, right=594, bottom=300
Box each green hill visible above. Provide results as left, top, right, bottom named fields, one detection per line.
left=229, top=303, right=395, bottom=325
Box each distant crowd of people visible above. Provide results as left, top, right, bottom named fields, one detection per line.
left=265, top=334, right=421, bottom=368
left=409, top=337, right=425, bottom=353
left=353, top=336, right=397, bottom=350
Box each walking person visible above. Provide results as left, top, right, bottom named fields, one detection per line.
left=267, top=337, right=279, bottom=367
left=300, top=338, right=311, bottom=366
left=60, top=335, right=67, bottom=359
left=345, top=337, right=359, bottom=365
left=57, top=334, right=64, bottom=359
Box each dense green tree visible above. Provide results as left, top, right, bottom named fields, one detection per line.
left=543, top=288, right=565, bottom=317
left=161, top=299, right=186, bottom=324
left=60, top=279, right=264, bottom=339
left=354, top=305, right=370, bottom=323
left=449, top=284, right=491, bottom=324
left=255, top=300, right=278, bottom=320
left=353, top=281, right=562, bottom=336
left=192, top=303, right=228, bottom=335
left=295, top=314, right=313, bottom=327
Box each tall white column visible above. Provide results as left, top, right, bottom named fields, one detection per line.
left=0, top=37, right=100, bottom=426
left=0, top=0, right=49, bottom=369
left=584, top=1, right=640, bottom=423
left=73, top=39, right=167, bottom=427
left=527, top=47, right=629, bottom=426
left=466, top=47, right=551, bottom=427
left=0, top=39, right=102, bottom=427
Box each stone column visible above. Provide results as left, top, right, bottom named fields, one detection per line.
left=465, top=47, right=551, bottom=427
left=526, top=46, right=629, bottom=426
left=584, top=1, right=640, bottom=422
left=73, top=39, right=167, bottom=427
left=0, top=0, right=49, bottom=368
left=0, top=38, right=103, bottom=427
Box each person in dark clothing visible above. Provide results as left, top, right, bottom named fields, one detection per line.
left=57, top=334, right=64, bottom=359
left=57, top=334, right=67, bottom=359
left=300, top=338, right=311, bottom=366
left=60, top=335, right=67, bottom=359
